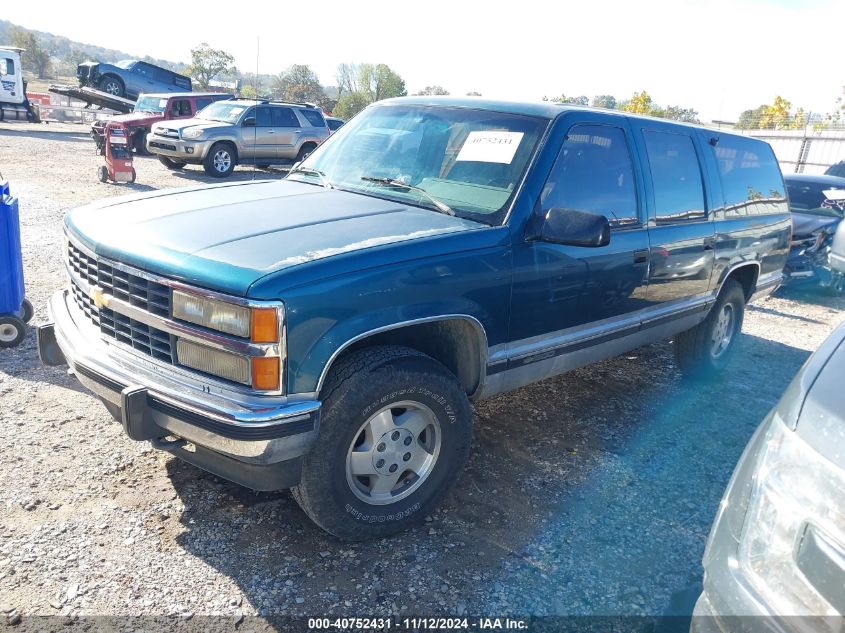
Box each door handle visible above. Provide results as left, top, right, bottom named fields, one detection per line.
left=633, top=249, right=649, bottom=264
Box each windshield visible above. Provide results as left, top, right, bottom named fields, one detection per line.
left=134, top=96, right=168, bottom=114
left=787, top=180, right=845, bottom=217
left=289, top=104, right=548, bottom=224
left=196, top=101, right=252, bottom=123
left=115, top=60, right=136, bottom=69
left=196, top=102, right=251, bottom=124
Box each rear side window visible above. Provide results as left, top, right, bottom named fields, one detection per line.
left=299, top=109, right=326, bottom=127
left=272, top=107, right=300, bottom=128
left=195, top=97, right=212, bottom=111
left=541, top=124, right=639, bottom=228
left=713, top=136, right=786, bottom=216
left=643, top=130, right=706, bottom=224
left=1, top=58, right=14, bottom=75
left=327, top=118, right=344, bottom=131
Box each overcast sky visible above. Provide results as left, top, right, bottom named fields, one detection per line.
left=5, top=0, right=841, bottom=121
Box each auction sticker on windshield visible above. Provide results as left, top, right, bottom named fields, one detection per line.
left=456, top=131, right=524, bottom=164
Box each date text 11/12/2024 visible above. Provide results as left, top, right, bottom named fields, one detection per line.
left=307, top=617, right=529, bottom=630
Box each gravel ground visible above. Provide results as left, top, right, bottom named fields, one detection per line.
left=1, top=120, right=844, bottom=625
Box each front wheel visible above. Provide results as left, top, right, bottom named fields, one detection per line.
left=133, top=131, right=149, bottom=155
left=20, top=299, right=34, bottom=324
left=97, top=165, right=108, bottom=183
left=675, top=279, right=746, bottom=377
left=292, top=346, right=472, bottom=540
left=203, top=143, right=236, bottom=178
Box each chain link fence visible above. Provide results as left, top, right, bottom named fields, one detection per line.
left=719, top=114, right=845, bottom=176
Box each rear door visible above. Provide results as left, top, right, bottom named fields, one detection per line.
left=632, top=122, right=715, bottom=307
left=247, top=106, right=278, bottom=161
left=509, top=114, right=652, bottom=353
left=0, top=55, right=20, bottom=104
left=271, top=107, right=302, bottom=160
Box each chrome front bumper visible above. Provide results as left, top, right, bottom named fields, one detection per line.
left=146, top=135, right=213, bottom=161
left=39, top=289, right=320, bottom=490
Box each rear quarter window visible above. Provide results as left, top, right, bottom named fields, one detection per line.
left=1, top=58, right=14, bottom=75
left=713, top=136, right=787, bottom=217
left=299, top=109, right=326, bottom=127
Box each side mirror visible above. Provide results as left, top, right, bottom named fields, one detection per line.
left=242, top=117, right=256, bottom=127
left=541, top=207, right=610, bottom=247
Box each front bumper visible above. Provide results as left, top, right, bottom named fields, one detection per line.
left=38, top=289, right=320, bottom=491
left=146, top=134, right=213, bottom=161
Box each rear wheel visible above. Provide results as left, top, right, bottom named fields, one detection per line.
left=675, top=279, right=746, bottom=377
left=296, top=142, right=317, bottom=163
left=203, top=142, right=236, bottom=178
left=98, top=76, right=124, bottom=97
left=129, top=168, right=136, bottom=184
left=292, top=346, right=472, bottom=540
left=157, top=155, right=186, bottom=170
left=97, top=165, right=108, bottom=183
left=0, top=316, right=26, bottom=348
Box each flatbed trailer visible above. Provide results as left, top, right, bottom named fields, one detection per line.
left=48, top=84, right=135, bottom=114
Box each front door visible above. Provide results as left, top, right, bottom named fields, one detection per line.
left=509, top=117, right=652, bottom=364
left=242, top=106, right=278, bottom=161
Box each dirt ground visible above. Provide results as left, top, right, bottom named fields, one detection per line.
left=1, top=120, right=844, bottom=625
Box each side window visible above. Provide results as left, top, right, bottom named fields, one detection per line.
left=195, top=98, right=212, bottom=111
left=643, top=130, right=706, bottom=224
left=255, top=106, right=273, bottom=127
left=299, top=109, right=326, bottom=127
left=1, top=58, right=13, bottom=76
left=272, top=107, right=301, bottom=128
left=541, top=124, right=639, bottom=228
left=172, top=100, right=192, bottom=116
left=713, top=136, right=787, bottom=216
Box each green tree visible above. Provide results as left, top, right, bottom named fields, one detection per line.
left=360, top=63, right=406, bottom=101
left=415, top=85, right=450, bottom=96
left=271, top=64, right=325, bottom=103
left=591, top=95, right=617, bottom=109
left=660, top=105, right=699, bottom=123
left=735, top=105, right=768, bottom=129
left=759, top=96, right=793, bottom=130
left=550, top=94, right=589, bottom=105
left=186, top=43, right=235, bottom=90
left=239, top=84, right=259, bottom=99
left=10, top=26, right=51, bottom=78
left=333, top=91, right=371, bottom=120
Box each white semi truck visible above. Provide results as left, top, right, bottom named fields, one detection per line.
left=0, top=47, right=40, bottom=122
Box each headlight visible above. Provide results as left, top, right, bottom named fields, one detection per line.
left=172, top=290, right=279, bottom=342
left=181, top=128, right=205, bottom=140
left=737, top=418, right=845, bottom=617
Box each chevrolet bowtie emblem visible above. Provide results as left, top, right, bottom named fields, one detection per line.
left=89, top=288, right=110, bottom=309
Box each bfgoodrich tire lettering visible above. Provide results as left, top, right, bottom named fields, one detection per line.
left=292, top=346, right=472, bottom=540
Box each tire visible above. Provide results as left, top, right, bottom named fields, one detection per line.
left=129, top=168, right=136, bottom=184
left=203, top=142, right=236, bottom=178
left=292, top=346, right=472, bottom=540
left=295, top=142, right=317, bottom=163
left=675, top=279, right=746, bottom=377
left=827, top=272, right=845, bottom=296
left=158, top=155, right=186, bottom=170
left=97, top=165, right=108, bottom=183
left=0, top=316, right=26, bottom=348
left=20, top=299, right=34, bottom=324
left=98, top=76, right=124, bottom=98
left=133, top=131, right=149, bottom=155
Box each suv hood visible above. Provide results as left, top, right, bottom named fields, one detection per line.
left=791, top=212, right=840, bottom=239
left=65, top=180, right=482, bottom=296
left=97, top=111, right=163, bottom=127
left=155, top=118, right=229, bottom=133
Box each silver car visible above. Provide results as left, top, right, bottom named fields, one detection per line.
left=147, top=100, right=330, bottom=178
left=693, top=322, right=845, bottom=632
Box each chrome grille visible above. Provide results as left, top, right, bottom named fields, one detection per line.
left=67, top=241, right=174, bottom=363
left=67, top=241, right=170, bottom=317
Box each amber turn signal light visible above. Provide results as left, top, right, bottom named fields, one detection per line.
left=251, top=308, right=278, bottom=343
left=251, top=357, right=280, bottom=391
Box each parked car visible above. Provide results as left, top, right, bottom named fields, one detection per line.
left=91, top=93, right=231, bottom=154
left=77, top=60, right=191, bottom=99
left=783, top=173, right=845, bottom=294
left=146, top=100, right=330, bottom=177
left=825, top=160, right=845, bottom=178
left=325, top=116, right=345, bottom=133
left=693, top=321, right=845, bottom=630
left=37, top=97, right=791, bottom=540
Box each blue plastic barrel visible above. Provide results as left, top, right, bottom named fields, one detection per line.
left=0, top=182, right=25, bottom=316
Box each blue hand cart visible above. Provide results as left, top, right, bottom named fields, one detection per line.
left=0, top=181, right=32, bottom=348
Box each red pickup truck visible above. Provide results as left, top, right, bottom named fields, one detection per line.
left=91, top=92, right=231, bottom=154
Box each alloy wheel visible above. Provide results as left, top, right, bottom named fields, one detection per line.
left=710, top=303, right=735, bottom=358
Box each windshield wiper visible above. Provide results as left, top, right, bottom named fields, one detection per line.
left=288, top=166, right=333, bottom=189
left=361, top=176, right=454, bottom=216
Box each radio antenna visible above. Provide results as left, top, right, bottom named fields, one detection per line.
left=252, top=36, right=259, bottom=180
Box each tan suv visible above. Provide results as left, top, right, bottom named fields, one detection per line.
left=147, top=100, right=330, bottom=177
